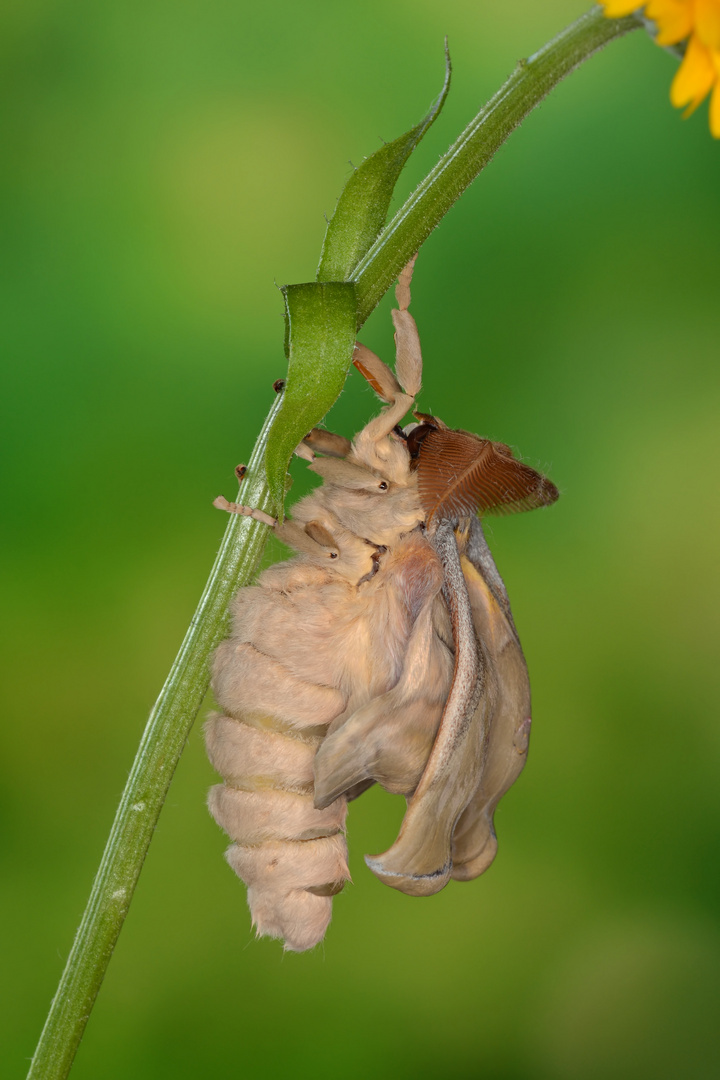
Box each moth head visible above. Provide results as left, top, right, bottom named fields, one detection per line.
left=409, top=413, right=560, bottom=527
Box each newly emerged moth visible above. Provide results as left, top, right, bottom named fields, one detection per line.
left=207, top=259, right=558, bottom=950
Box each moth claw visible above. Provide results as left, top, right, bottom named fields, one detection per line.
left=293, top=442, right=315, bottom=462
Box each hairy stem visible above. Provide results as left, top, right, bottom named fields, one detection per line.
left=28, top=8, right=640, bottom=1079
left=27, top=399, right=281, bottom=1080
left=353, top=7, right=640, bottom=326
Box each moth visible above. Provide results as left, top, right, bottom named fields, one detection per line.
left=207, top=258, right=558, bottom=950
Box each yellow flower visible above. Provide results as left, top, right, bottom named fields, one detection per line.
left=600, top=0, right=720, bottom=136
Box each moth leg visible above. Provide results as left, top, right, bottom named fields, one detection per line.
left=303, top=428, right=352, bottom=458
left=395, top=252, right=418, bottom=312
left=365, top=521, right=491, bottom=896
left=212, top=495, right=276, bottom=527
left=350, top=259, right=422, bottom=464
left=294, top=441, right=315, bottom=462
left=353, top=342, right=403, bottom=403
left=391, top=254, right=422, bottom=397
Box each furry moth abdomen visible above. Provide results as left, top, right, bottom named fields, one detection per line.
left=207, top=257, right=558, bottom=950
left=207, top=528, right=376, bottom=952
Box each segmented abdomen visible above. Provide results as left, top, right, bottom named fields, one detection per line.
left=206, top=631, right=351, bottom=952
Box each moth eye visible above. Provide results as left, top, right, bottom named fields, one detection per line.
left=329, top=552, right=338, bottom=559
left=378, top=481, right=389, bottom=491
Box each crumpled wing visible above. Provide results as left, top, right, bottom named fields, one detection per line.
left=312, top=599, right=452, bottom=807
left=312, top=532, right=453, bottom=808
left=365, top=521, right=495, bottom=896
left=450, top=518, right=531, bottom=880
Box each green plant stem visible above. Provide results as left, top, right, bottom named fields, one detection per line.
left=353, top=7, right=641, bottom=326
left=28, top=9, right=641, bottom=1079
left=27, top=400, right=281, bottom=1080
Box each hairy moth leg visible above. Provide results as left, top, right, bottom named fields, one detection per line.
left=302, top=428, right=352, bottom=458
left=365, top=521, right=493, bottom=896
left=352, top=254, right=421, bottom=407
left=450, top=519, right=531, bottom=879
left=390, top=252, right=422, bottom=397
left=349, top=257, right=423, bottom=476
left=212, top=495, right=276, bottom=526
left=214, top=495, right=378, bottom=580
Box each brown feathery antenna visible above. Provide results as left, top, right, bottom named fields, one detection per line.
left=413, top=419, right=559, bottom=523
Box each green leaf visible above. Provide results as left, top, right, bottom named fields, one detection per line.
left=316, top=44, right=451, bottom=282
left=265, top=281, right=358, bottom=509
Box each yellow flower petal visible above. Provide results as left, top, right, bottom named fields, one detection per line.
left=670, top=33, right=716, bottom=107
left=646, top=0, right=695, bottom=45
left=695, top=0, right=720, bottom=49
left=600, top=1, right=645, bottom=16
left=710, top=74, right=720, bottom=134
left=602, top=0, right=720, bottom=137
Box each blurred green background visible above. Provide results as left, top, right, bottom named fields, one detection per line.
left=2, top=1, right=719, bottom=1077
